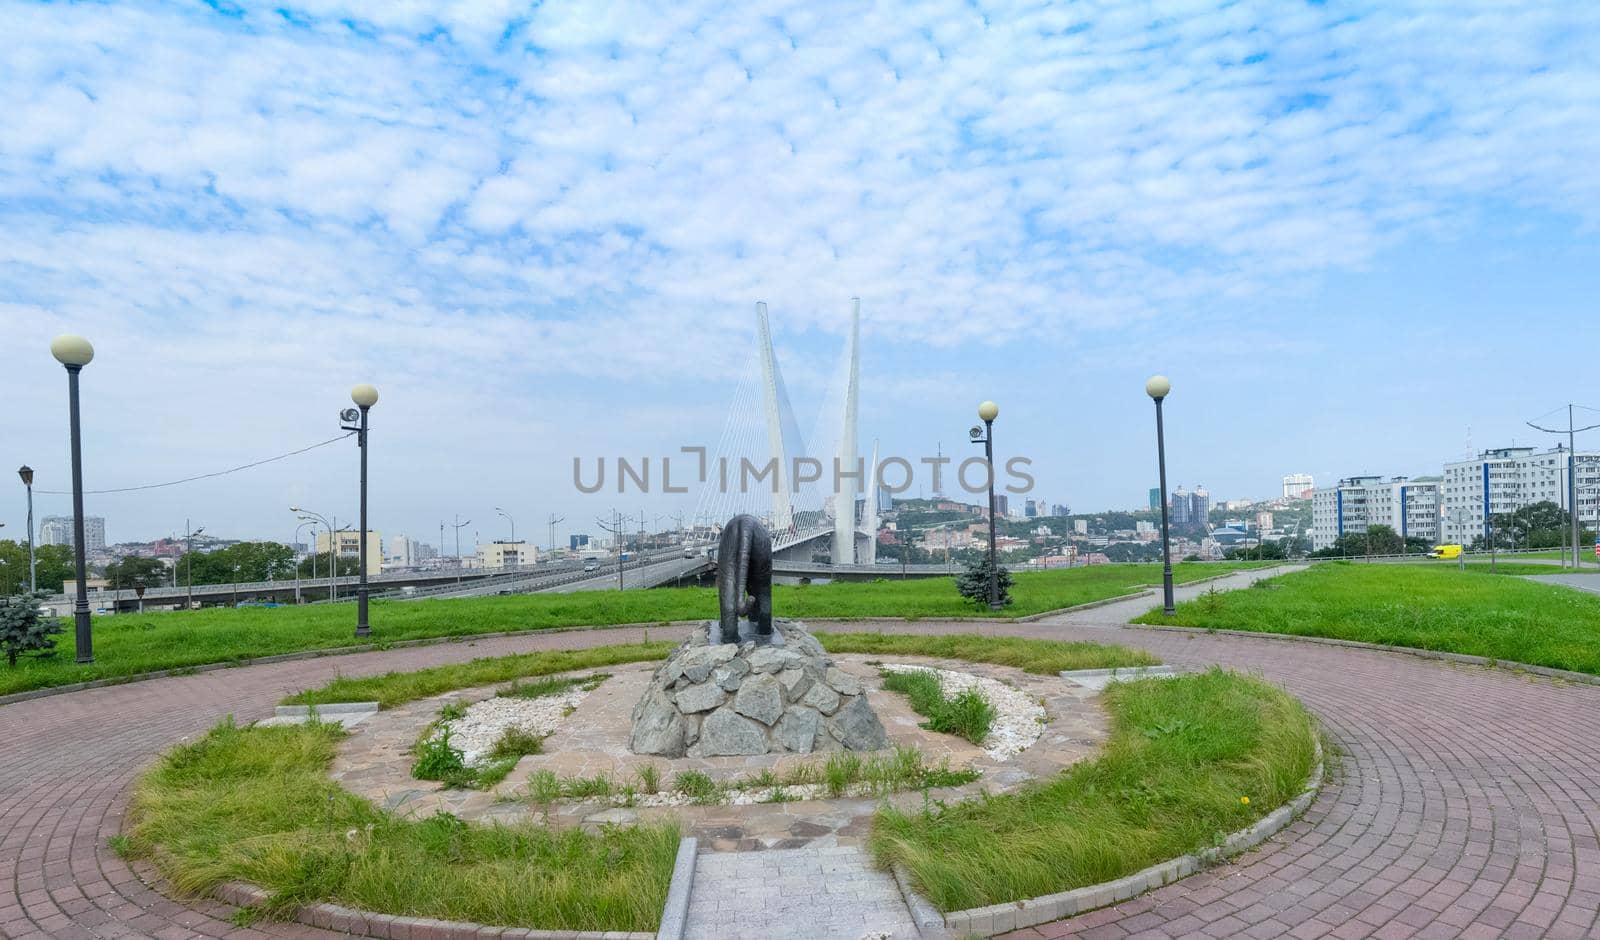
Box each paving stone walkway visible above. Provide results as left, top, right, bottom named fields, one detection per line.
left=3, top=567, right=1599, bottom=938
left=683, top=846, right=918, bottom=939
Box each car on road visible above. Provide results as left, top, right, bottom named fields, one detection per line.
left=1428, top=544, right=1463, bottom=559
left=583, top=557, right=601, bottom=572
left=683, top=545, right=699, bottom=558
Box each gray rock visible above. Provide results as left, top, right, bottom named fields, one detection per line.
left=676, top=644, right=737, bottom=684
left=824, top=666, right=864, bottom=696
left=777, top=666, right=814, bottom=702
left=684, top=714, right=701, bottom=747
left=628, top=688, right=687, bottom=757
left=773, top=707, right=821, bottom=753
left=747, top=646, right=804, bottom=674
left=733, top=673, right=785, bottom=726
left=714, top=658, right=750, bottom=692
left=674, top=682, right=728, bottom=714
left=696, top=707, right=768, bottom=756
left=800, top=681, right=841, bottom=716
left=827, top=694, right=889, bottom=751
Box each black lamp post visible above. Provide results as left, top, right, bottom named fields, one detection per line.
left=50, top=335, right=96, bottom=662
left=1146, top=375, right=1176, bottom=615
left=344, top=384, right=378, bottom=637
left=970, top=400, right=1002, bottom=610
left=17, top=465, right=35, bottom=593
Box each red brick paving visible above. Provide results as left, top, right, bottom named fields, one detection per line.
left=2, top=577, right=1598, bottom=938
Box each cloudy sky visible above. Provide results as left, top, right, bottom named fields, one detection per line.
left=2, top=0, right=1598, bottom=551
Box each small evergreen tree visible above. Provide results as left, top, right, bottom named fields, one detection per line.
left=1, top=592, right=64, bottom=667
left=956, top=556, right=1013, bottom=608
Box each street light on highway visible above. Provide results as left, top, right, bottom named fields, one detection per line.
left=51, top=334, right=95, bottom=662
left=291, top=507, right=337, bottom=601
left=495, top=507, right=517, bottom=568
left=184, top=520, right=205, bottom=609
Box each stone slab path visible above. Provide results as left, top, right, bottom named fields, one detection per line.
left=3, top=566, right=1599, bottom=939
left=683, top=846, right=918, bottom=940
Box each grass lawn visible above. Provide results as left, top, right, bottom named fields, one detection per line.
left=871, top=669, right=1318, bottom=910
left=1134, top=563, right=1600, bottom=676
left=2, top=562, right=1255, bottom=697
left=287, top=633, right=1157, bottom=709
left=122, top=719, right=680, bottom=932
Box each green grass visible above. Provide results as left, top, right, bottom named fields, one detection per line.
left=880, top=669, right=996, bottom=745
left=286, top=634, right=1154, bottom=711
left=872, top=669, right=1318, bottom=910
left=283, top=643, right=671, bottom=709
left=1, top=562, right=1262, bottom=697
left=816, top=632, right=1158, bottom=674
left=1135, top=563, right=1600, bottom=676
left=123, top=718, right=678, bottom=932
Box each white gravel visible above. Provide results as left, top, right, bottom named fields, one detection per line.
left=879, top=664, right=1046, bottom=760
left=434, top=687, right=594, bottom=767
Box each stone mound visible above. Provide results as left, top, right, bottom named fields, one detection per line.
left=628, top=620, right=889, bottom=758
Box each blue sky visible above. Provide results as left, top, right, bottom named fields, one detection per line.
left=2, top=0, right=1598, bottom=550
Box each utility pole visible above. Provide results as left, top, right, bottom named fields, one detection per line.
left=1528, top=404, right=1600, bottom=570
left=450, top=515, right=471, bottom=583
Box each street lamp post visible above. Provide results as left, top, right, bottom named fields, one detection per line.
left=1146, top=375, right=1176, bottom=615
left=292, top=508, right=337, bottom=601
left=346, top=384, right=378, bottom=637
left=184, top=520, right=205, bottom=609
left=293, top=520, right=315, bottom=603
left=51, top=335, right=95, bottom=662
left=970, top=401, right=1002, bottom=611
left=495, top=507, right=516, bottom=569
left=17, top=466, right=35, bottom=593
left=451, top=515, right=471, bottom=584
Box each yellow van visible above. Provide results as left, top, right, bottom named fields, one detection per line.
left=1428, top=544, right=1462, bottom=560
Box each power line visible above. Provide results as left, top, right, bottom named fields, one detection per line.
left=36, top=433, right=355, bottom=495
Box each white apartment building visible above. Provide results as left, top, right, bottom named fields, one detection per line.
left=39, top=515, right=107, bottom=552
left=1440, top=446, right=1600, bottom=545
left=1282, top=473, right=1314, bottom=500
left=1310, top=476, right=1440, bottom=550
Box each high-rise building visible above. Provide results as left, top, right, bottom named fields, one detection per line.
left=1440, top=446, right=1600, bottom=545
left=1148, top=488, right=1161, bottom=511
left=316, top=529, right=383, bottom=575
left=993, top=494, right=1010, bottom=517
left=1282, top=473, right=1314, bottom=499
left=1310, top=476, right=1440, bottom=550
left=1074, top=519, right=1089, bottom=535
left=1024, top=499, right=1040, bottom=518
left=1051, top=503, right=1070, bottom=517
left=1170, top=487, right=1191, bottom=526
left=1193, top=485, right=1211, bottom=523
left=570, top=534, right=591, bottom=550
left=385, top=535, right=433, bottom=569
left=38, top=515, right=106, bottom=553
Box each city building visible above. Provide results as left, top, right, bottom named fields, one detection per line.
left=1169, top=486, right=1208, bottom=526
left=1255, top=511, right=1274, bottom=533
left=569, top=534, right=591, bottom=550
left=1073, top=519, right=1089, bottom=535
left=1282, top=473, right=1315, bottom=499
left=1051, top=503, right=1070, bottom=517
left=315, top=529, right=383, bottom=575
left=1310, top=476, right=1440, bottom=550
left=39, top=515, right=106, bottom=553
left=1024, top=499, right=1041, bottom=518
left=993, top=494, right=1009, bottom=517
left=385, top=535, right=435, bottom=569
left=1148, top=488, right=1161, bottom=511
left=480, top=540, right=534, bottom=569
left=1440, top=446, right=1600, bottom=545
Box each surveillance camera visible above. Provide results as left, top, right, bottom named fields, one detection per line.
left=969, top=426, right=984, bottom=441
left=340, top=408, right=360, bottom=423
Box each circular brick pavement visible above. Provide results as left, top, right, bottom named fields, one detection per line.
left=3, top=576, right=1599, bottom=939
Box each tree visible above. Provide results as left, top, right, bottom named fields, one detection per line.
left=104, top=556, right=168, bottom=592
left=956, top=556, right=1013, bottom=608
left=0, top=591, right=64, bottom=667
left=0, top=541, right=74, bottom=594
left=296, top=552, right=361, bottom=578
left=178, top=542, right=298, bottom=585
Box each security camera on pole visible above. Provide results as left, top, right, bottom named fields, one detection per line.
left=343, top=384, right=379, bottom=637
left=969, top=401, right=1002, bottom=611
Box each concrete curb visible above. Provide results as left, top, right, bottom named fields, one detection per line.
left=655, top=837, right=698, bottom=940
left=891, top=863, right=952, bottom=939
left=1130, top=624, right=1600, bottom=689
left=1058, top=665, right=1176, bottom=679
left=275, top=701, right=380, bottom=716
left=212, top=880, right=655, bottom=939
left=934, top=743, right=1326, bottom=937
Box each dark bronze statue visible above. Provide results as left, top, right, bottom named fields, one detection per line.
left=714, top=514, right=775, bottom=645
